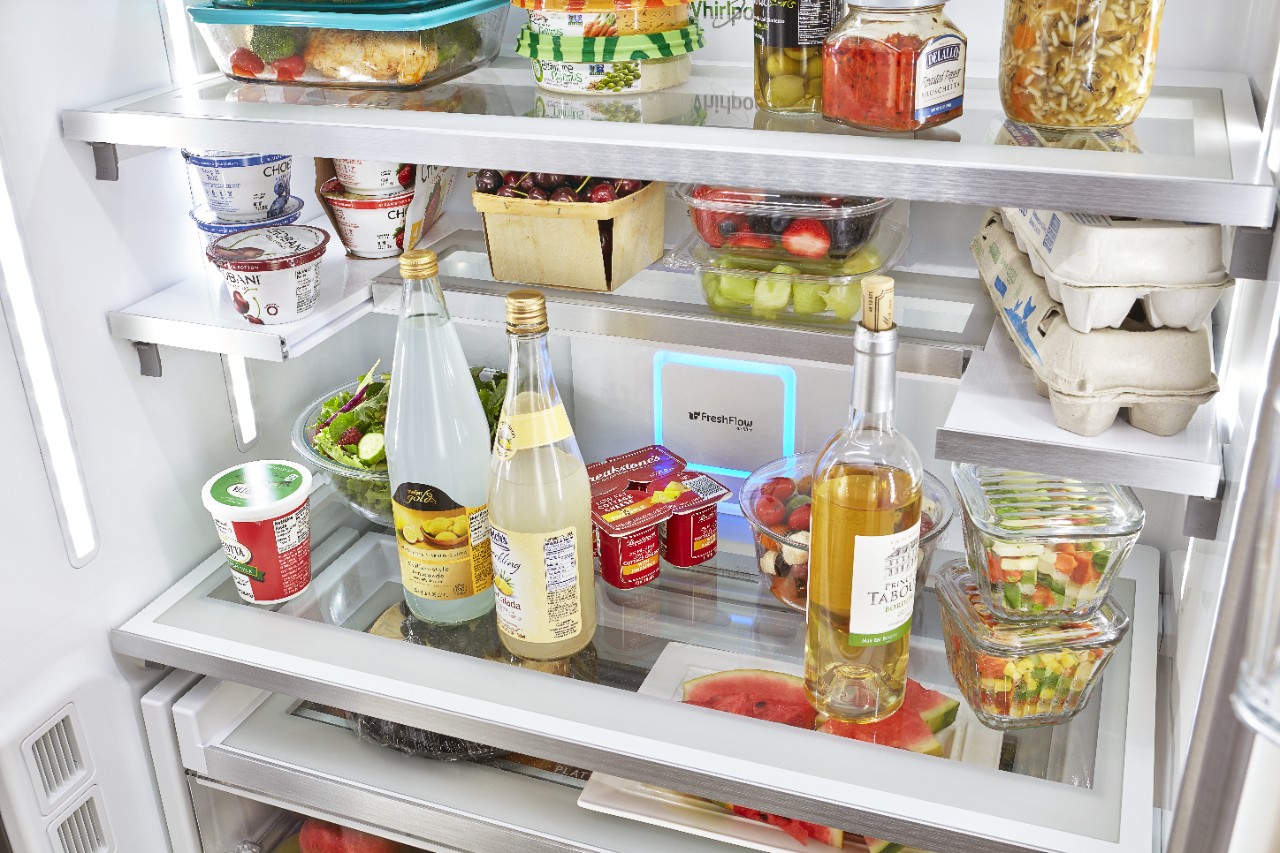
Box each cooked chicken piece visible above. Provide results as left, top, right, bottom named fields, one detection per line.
left=304, top=29, right=440, bottom=86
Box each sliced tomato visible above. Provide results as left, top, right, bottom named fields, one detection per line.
left=977, top=655, right=1007, bottom=678
left=986, top=551, right=1003, bottom=583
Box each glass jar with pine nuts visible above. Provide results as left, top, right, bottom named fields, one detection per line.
left=999, top=0, right=1165, bottom=130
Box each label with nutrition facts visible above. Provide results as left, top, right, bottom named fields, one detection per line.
left=491, top=524, right=583, bottom=643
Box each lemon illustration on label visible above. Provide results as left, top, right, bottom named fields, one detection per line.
left=401, top=522, right=423, bottom=545
left=495, top=572, right=515, bottom=597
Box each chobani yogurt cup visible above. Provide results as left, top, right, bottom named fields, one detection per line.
left=332, top=159, right=415, bottom=197
left=190, top=198, right=305, bottom=248
left=183, top=150, right=293, bottom=222
left=321, top=178, right=414, bottom=259
left=206, top=225, right=329, bottom=325
left=201, top=460, right=314, bottom=605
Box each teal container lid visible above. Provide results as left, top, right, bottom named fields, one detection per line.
left=189, top=0, right=505, bottom=29
left=515, top=22, right=704, bottom=61
left=212, top=0, right=447, bottom=11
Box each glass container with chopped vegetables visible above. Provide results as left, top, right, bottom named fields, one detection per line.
left=951, top=464, right=1144, bottom=622
left=999, top=0, right=1165, bottom=129
left=936, top=559, right=1129, bottom=729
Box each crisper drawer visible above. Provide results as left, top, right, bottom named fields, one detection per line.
left=167, top=677, right=744, bottom=853
left=117, top=486, right=1158, bottom=853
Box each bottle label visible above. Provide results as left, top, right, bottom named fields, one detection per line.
left=493, top=403, right=573, bottom=461
left=754, top=0, right=836, bottom=49
left=847, top=520, right=920, bottom=646
left=914, top=35, right=966, bottom=122
left=392, top=482, right=493, bottom=601
left=490, top=524, right=583, bottom=644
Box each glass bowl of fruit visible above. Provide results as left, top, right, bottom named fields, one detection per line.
left=935, top=558, right=1130, bottom=729
left=743, top=453, right=954, bottom=612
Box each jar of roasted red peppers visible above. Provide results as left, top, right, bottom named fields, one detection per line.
left=823, top=1, right=967, bottom=133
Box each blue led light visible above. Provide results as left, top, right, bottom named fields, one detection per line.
left=653, top=350, right=797, bottom=480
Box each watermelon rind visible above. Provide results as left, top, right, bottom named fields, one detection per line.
left=865, top=837, right=905, bottom=853
left=903, top=680, right=960, bottom=735
left=817, top=711, right=944, bottom=758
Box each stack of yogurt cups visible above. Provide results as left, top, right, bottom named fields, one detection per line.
left=320, top=159, right=418, bottom=259
left=185, top=149, right=304, bottom=248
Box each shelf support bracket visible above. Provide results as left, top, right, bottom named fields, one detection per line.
left=1183, top=476, right=1225, bottom=541
left=133, top=342, right=162, bottom=377
left=91, top=142, right=119, bottom=182
left=1230, top=212, right=1276, bottom=281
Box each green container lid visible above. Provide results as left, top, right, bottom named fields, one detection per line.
left=515, top=22, right=704, bottom=61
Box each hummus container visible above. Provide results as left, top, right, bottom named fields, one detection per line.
left=188, top=0, right=511, bottom=90
left=207, top=224, right=330, bottom=325
left=321, top=178, right=415, bottom=258
left=936, top=559, right=1130, bottom=730
left=202, top=460, right=314, bottom=604
left=999, top=208, right=1232, bottom=333
left=528, top=5, right=690, bottom=36
left=183, top=150, right=292, bottom=222
left=514, top=0, right=687, bottom=10
left=973, top=212, right=1219, bottom=437
left=516, top=25, right=703, bottom=95
left=190, top=197, right=305, bottom=248
left=333, top=159, right=415, bottom=196
left=952, top=464, right=1144, bottom=622
left=588, top=446, right=686, bottom=589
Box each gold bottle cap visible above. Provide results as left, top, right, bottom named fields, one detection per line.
left=506, top=289, right=548, bottom=334
left=861, top=275, right=895, bottom=332
left=399, top=248, right=438, bottom=279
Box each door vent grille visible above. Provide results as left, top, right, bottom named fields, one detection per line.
left=50, top=789, right=110, bottom=853
left=23, top=705, right=90, bottom=814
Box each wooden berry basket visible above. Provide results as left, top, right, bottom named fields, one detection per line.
left=471, top=180, right=665, bottom=292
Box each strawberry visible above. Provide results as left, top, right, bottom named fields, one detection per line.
left=724, top=232, right=774, bottom=250
left=338, top=427, right=363, bottom=447
left=397, top=163, right=414, bottom=187
left=781, top=219, right=831, bottom=258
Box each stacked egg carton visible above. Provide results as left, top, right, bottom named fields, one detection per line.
left=185, top=149, right=303, bottom=249
left=971, top=210, right=1224, bottom=437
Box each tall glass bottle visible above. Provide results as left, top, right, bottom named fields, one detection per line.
left=386, top=249, right=495, bottom=624
left=805, top=275, right=923, bottom=722
left=488, top=290, right=597, bottom=660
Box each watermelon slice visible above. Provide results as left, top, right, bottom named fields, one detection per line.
left=729, top=805, right=844, bottom=848
left=818, top=708, right=944, bottom=757
left=864, top=838, right=905, bottom=853
left=682, top=669, right=818, bottom=729
left=902, top=679, right=960, bottom=735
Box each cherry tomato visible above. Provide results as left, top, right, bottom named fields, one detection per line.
left=229, top=48, right=265, bottom=76
left=760, top=476, right=796, bottom=502
left=272, top=54, right=306, bottom=81
left=754, top=495, right=786, bottom=526
left=787, top=504, right=811, bottom=531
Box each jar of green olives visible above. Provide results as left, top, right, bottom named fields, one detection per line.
left=755, top=0, right=840, bottom=112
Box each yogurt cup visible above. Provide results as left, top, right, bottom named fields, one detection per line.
left=321, top=178, right=415, bottom=259
left=201, top=460, right=314, bottom=605
left=333, top=159, right=415, bottom=196
left=655, top=471, right=729, bottom=567
left=206, top=225, right=330, bottom=325
left=190, top=198, right=305, bottom=248
left=183, top=150, right=293, bottom=222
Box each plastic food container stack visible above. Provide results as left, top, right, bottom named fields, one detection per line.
left=188, top=0, right=510, bottom=89
left=952, top=464, right=1143, bottom=622
left=972, top=211, right=1219, bottom=437
left=999, top=208, right=1232, bottom=333
left=515, top=19, right=703, bottom=94
left=935, top=558, right=1130, bottom=730
left=190, top=198, right=305, bottom=248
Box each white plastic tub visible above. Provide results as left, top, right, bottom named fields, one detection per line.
left=183, top=150, right=293, bottom=222
left=333, top=159, right=415, bottom=196
left=321, top=178, right=415, bottom=258
left=206, top=224, right=330, bottom=325
left=190, top=198, right=305, bottom=248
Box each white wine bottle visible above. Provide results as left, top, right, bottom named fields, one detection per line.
left=386, top=249, right=495, bottom=624
left=805, top=275, right=923, bottom=722
left=489, top=290, right=597, bottom=660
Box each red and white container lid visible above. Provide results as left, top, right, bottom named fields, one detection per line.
left=206, top=224, right=329, bottom=271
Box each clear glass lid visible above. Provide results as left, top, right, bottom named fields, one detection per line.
left=951, top=464, right=1145, bottom=539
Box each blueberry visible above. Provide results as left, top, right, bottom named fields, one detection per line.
left=718, top=219, right=738, bottom=238
left=747, top=215, right=772, bottom=234
left=769, top=215, right=791, bottom=234
left=828, top=215, right=875, bottom=257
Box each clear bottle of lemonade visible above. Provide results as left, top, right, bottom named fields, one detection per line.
left=385, top=249, right=495, bottom=624
left=806, top=275, right=924, bottom=722
left=488, top=290, right=597, bottom=660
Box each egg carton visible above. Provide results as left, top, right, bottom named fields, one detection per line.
left=998, top=208, right=1233, bottom=333
left=973, top=212, right=1219, bottom=438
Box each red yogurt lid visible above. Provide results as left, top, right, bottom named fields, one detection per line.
left=321, top=178, right=414, bottom=208
left=207, top=224, right=330, bottom=272
left=588, top=445, right=687, bottom=495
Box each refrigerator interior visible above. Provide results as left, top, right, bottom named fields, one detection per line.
left=0, top=0, right=1278, bottom=851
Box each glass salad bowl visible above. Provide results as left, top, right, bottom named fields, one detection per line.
left=742, top=452, right=953, bottom=612
left=292, top=379, right=393, bottom=528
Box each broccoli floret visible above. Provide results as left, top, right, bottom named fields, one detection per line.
left=249, top=26, right=300, bottom=64
left=426, top=21, right=482, bottom=66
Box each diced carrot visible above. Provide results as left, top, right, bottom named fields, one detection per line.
left=1054, top=552, right=1076, bottom=573
left=987, top=551, right=1004, bottom=583
left=1012, top=24, right=1038, bottom=50
left=1031, top=587, right=1056, bottom=606
left=1071, top=553, right=1093, bottom=585
left=1056, top=542, right=1077, bottom=554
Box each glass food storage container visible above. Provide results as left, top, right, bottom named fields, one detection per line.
left=670, top=220, right=908, bottom=325
left=188, top=0, right=510, bottom=89
left=999, top=0, right=1165, bottom=129
left=742, top=453, right=953, bottom=612
left=936, top=559, right=1130, bottom=729
left=676, top=184, right=894, bottom=263
left=754, top=0, right=839, bottom=114
left=823, top=1, right=967, bottom=133
left=952, top=464, right=1144, bottom=621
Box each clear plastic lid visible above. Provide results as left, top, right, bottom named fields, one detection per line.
left=936, top=559, right=1130, bottom=653
left=951, top=463, right=1144, bottom=539
left=675, top=184, right=892, bottom=221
